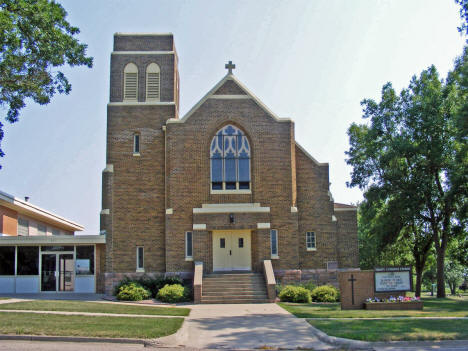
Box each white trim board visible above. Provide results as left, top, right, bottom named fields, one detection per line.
left=194, top=203, right=270, bottom=214
left=295, top=142, right=328, bottom=167
left=0, top=235, right=105, bottom=245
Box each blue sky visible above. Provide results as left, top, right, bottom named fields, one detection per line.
left=0, top=0, right=465, bottom=234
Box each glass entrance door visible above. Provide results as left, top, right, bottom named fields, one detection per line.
left=41, top=254, right=57, bottom=291
left=58, top=254, right=74, bottom=292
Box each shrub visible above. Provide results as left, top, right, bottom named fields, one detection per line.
left=113, top=276, right=134, bottom=296
left=300, top=281, right=317, bottom=292
left=116, top=282, right=151, bottom=301
left=157, top=284, right=189, bottom=303
left=141, top=276, right=184, bottom=297
left=311, top=285, right=339, bottom=302
left=278, top=285, right=311, bottom=303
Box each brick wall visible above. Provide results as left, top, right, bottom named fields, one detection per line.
left=335, top=210, right=359, bottom=268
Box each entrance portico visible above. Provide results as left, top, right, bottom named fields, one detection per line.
left=191, top=203, right=271, bottom=273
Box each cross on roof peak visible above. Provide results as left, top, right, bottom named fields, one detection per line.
left=225, top=60, right=235, bottom=74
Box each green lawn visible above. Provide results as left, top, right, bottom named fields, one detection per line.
left=0, top=312, right=183, bottom=339
left=0, top=300, right=190, bottom=316
left=0, top=298, right=10, bottom=300
left=278, top=296, right=468, bottom=318
left=309, top=319, right=468, bottom=341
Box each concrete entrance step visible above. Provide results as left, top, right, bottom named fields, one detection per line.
left=201, top=272, right=269, bottom=304
left=203, top=291, right=268, bottom=297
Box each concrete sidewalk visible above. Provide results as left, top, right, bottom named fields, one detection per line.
left=157, top=303, right=336, bottom=350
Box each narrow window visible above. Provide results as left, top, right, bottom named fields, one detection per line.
left=185, top=231, right=193, bottom=258
left=18, top=218, right=29, bottom=236
left=220, top=238, right=226, bottom=248
left=146, top=63, right=160, bottom=101
left=270, top=229, right=278, bottom=257
left=238, top=238, right=244, bottom=248
left=133, top=133, right=140, bottom=154
left=136, top=247, right=144, bottom=271
left=306, top=231, right=316, bottom=250
left=37, top=223, right=46, bottom=236
left=124, top=63, right=138, bottom=101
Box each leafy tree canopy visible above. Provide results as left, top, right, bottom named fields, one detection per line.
left=347, top=64, right=467, bottom=298
left=0, top=0, right=93, bottom=164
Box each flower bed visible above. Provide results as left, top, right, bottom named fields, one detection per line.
left=364, top=296, right=423, bottom=310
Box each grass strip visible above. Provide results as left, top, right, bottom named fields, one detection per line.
left=309, top=319, right=468, bottom=341
left=0, top=300, right=189, bottom=316
left=279, top=297, right=468, bottom=318
left=0, top=312, right=183, bottom=339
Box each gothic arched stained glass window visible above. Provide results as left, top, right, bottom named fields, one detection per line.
left=210, top=125, right=251, bottom=191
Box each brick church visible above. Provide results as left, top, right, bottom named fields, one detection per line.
left=101, top=33, right=359, bottom=298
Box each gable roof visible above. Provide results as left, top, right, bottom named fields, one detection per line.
left=0, top=190, right=84, bottom=232
left=167, top=73, right=292, bottom=124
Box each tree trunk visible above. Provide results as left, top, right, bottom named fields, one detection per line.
left=436, top=245, right=446, bottom=298
left=415, top=265, right=423, bottom=297
left=448, top=282, right=456, bottom=295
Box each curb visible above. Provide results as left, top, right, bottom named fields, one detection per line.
left=307, top=324, right=374, bottom=350
left=0, top=334, right=151, bottom=346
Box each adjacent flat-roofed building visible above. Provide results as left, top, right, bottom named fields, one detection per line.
left=101, top=33, right=359, bottom=299
left=0, top=191, right=105, bottom=294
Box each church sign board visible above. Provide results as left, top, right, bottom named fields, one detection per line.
left=374, top=267, right=412, bottom=293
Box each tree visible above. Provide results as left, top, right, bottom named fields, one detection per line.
left=0, top=0, right=93, bottom=167
left=455, top=0, right=468, bottom=40
left=358, top=198, right=433, bottom=297
left=346, top=65, right=467, bottom=298
left=445, top=259, right=465, bottom=295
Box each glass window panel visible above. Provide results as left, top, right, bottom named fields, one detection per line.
left=225, top=158, right=236, bottom=182
left=18, top=218, right=29, bottom=236
left=41, top=246, right=74, bottom=252
left=271, top=230, right=278, bottom=256
left=238, top=158, right=250, bottom=182
left=220, top=238, right=225, bottom=248
left=186, top=232, right=193, bottom=258
left=17, top=246, right=39, bottom=275
left=37, top=223, right=47, bottom=235
left=51, top=228, right=60, bottom=236
left=76, top=246, right=94, bottom=274
left=137, top=247, right=144, bottom=269
left=211, top=158, right=223, bottom=182
left=238, top=238, right=244, bottom=248
left=134, top=134, right=140, bottom=153
left=239, top=182, right=250, bottom=190
left=306, top=232, right=316, bottom=249
left=0, top=246, right=15, bottom=275
left=212, top=182, right=223, bottom=190
left=225, top=182, right=236, bottom=190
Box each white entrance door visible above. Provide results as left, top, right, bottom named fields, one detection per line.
left=212, top=231, right=251, bottom=271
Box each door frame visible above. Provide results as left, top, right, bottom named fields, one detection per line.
left=212, top=230, right=252, bottom=272
left=40, top=250, right=75, bottom=292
